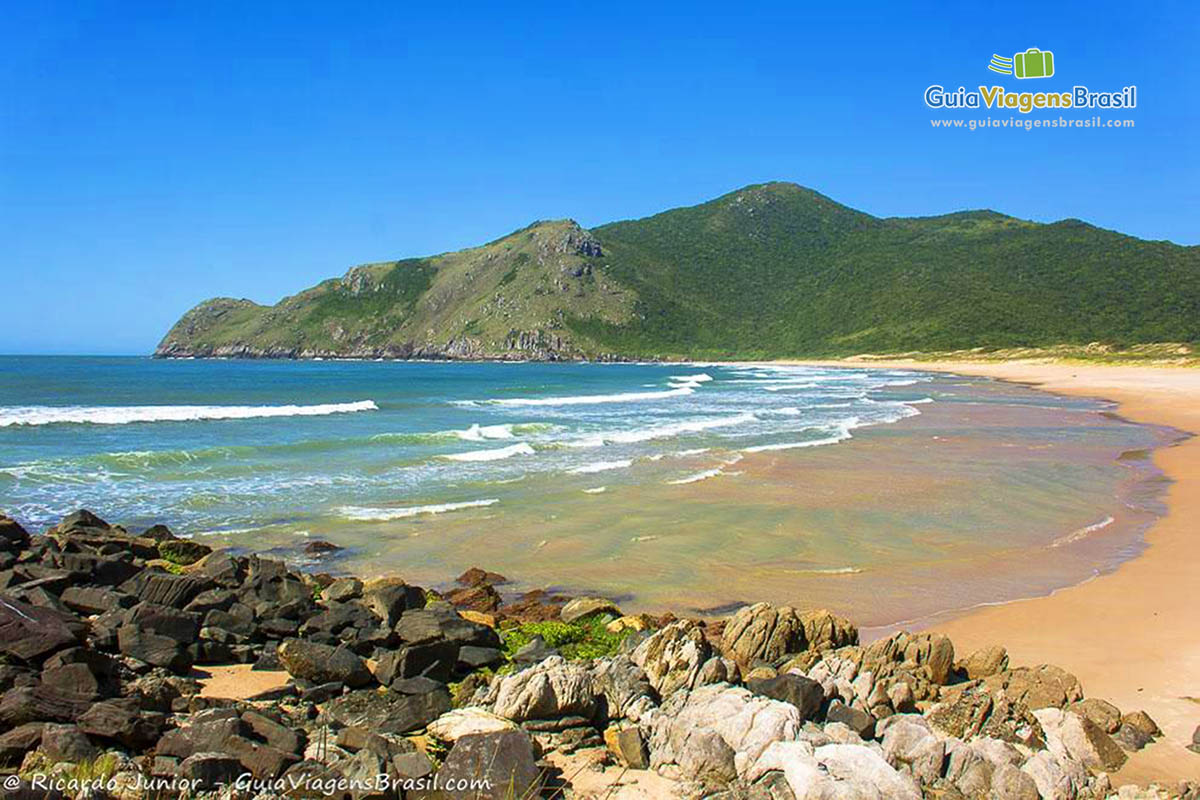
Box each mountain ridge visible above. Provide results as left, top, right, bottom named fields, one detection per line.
left=155, top=183, right=1200, bottom=360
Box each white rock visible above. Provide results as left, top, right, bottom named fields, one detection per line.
left=748, top=741, right=921, bottom=800
left=427, top=707, right=516, bottom=741
left=490, top=655, right=596, bottom=722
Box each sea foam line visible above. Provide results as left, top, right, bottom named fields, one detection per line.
left=570, top=413, right=757, bottom=448
left=339, top=498, right=499, bottom=521
left=1051, top=515, right=1116, bottom=548
left=441, top=443, right=536, bottom=462
left=0, top=400, right=379, bottom=427
left=570, top=459, right=632, bottom=474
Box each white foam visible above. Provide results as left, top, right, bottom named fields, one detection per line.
left=442, top=443, right=536, bottom=462
left=582, top=486, right=608, bottom=494
left=569, top=459, right=632, bottom=474
left=454, top=423, right=516, bottom=441
left=482, top=386, right=695, bottom=407
left=0, top=401, right=378, bottom=427
left=571, top=413, right=757, bottom=448
left=668, top=373, right=713, bottom=383
left=667, top=468, right=725, bottom=485
left=1051, top=515, right=1115, bottom=548
left=339, top=498, right=499, bottom=520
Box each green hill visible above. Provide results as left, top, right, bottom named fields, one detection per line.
left=155, top=183, right=1200, bottom=360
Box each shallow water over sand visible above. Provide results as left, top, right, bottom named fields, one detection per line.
left=0, top=358, right=1173, bottom=629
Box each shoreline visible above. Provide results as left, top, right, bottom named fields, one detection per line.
left=780, top=358, right=1200, bottom=782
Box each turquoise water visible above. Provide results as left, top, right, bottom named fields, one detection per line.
left=0, top=357, right=1172, bottom=624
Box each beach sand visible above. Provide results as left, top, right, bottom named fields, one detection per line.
left=789, top=359, right=1200, bottom=782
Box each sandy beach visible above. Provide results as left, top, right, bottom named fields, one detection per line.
left=788, top=359, right=1200, bottom=782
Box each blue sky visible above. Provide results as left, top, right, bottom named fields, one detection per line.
left=1, top=0, right=1196, bottom=354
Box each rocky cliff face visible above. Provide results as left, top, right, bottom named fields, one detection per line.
left=155, top=220, right=636, bottom=360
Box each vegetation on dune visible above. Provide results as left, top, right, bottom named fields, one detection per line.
left=157, top=182, right=1200, bottom=360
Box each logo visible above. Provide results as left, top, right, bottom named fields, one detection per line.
left=989, top=48, right=1055, bottom=79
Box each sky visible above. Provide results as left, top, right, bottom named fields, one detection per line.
left=1, top=0, right=1196, bottom=354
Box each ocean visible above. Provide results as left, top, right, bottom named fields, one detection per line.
left=0, top=356, right=1174, bottom=628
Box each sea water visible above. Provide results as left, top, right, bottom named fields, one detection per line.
left=0, top=357, right=1174, bottom=628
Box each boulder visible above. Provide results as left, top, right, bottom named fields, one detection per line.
left=360, top=578, right=424, bottom=627
left=590, top=655, right=656, bottom=724
left=117, top=625, right=191, bottom=672
left=604, top=724, right=649, bottom=769
left=879, top=715, right=945, bottom=786
left=445, top=584, right=502, bottom=613
left=560, top=596, right=621, bottom=624
left=0, top=517, right=31, bottom=552
left=322, top=577, right=362, bottom=603
left=0, top=597, right=84, bottom=663
left=1068, top=697, right=1122, bottom=734
left=456, top=567, right=507, bottom=587
left=747, top=741, right=920, bottom=800
left=40, top=723, right=99, bottom=763
left=1034, top=707, right=1127, bottom=772
left=429, top=730, right=541, bottom=800
left=374, top=640, right=458, bottom=685
left=649, top=683, right=801, bottom=778
left=428, top=708, right=516, bottom=741
left=179, top=753, right=242, bottom=789
left=490, top=656, right=596, bottom=722
left=825, top=699, right=876, bottom=740
left=958, top=644, right=1009, bottom=680
left=631, top=619, right=712, bottom=697
left=990, top=762, right=1041, bottom=800
left=746, top=673, right=824, bottom=721
left=77, top=697, right=165, bottom=748
left=721, top=603, right=807, bottom=666
left=981, top=665, right=1083, bottom=710
left=0, top=723, right=44, bottom=766
left=277, top=638, right=373, bottom=688
left=324, top=687, right=451, bottom=734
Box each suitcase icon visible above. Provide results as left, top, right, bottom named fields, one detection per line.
left=1013, top=48, right=1054, bottom=79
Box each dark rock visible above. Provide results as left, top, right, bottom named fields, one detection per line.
left=513, top=635, right=559, bottom=666
left=300, top=681, right=342, bottom=704
left=252, top=643, right=282, bottom=671
left=40, top=723, right=99, bottom=762
left=299, top=602, right=374, bottom=637
left=128, top=602, right=201, bottom=643
left=54, top=509, right=110, bottom=533
left=499, top=588, right=568, bottom=623
left=242, top=708, right=305, bottom=754
left=0, top=517, right=30, bottom=552
left=40, top=662, right=105, bottom=701
left=391, top=676, right=446, bottom=696
left=278, top=638, right=373, bottom=688
left=140, top=524, right=176, bottom=541
left=121, top=570, right=210, bottom=608
left=303, top=539, right=342, bottom=556
left=324, top=687, right=451, bottom=734
left=457, top=645, right=503, bottom=670
left=184, top=587, right=236, bottom=614
left=77, top=696, right=166, bottom=748
left=179, top=752, right=242, bottom=789
left=118, top=625, right=192, bottom=672
left=396, top=605, right=500, bottom=648
left=360, top=579, right=425, bottom=627
left=432, top=730, right=541, bottom=800
left=0, top=684, right=92, bottom=725
left=157, top=539, right=212, bottom=566
left=747, top=674, right=825, bottom=721
left=200, top=551, right=245, bottom=587
left=59, top=586, right=136, bottom=615
left=1113, top=722, right=1154, bottom=752
left=825, top=699, right=876, bottom=739
left=0, top=722, right=44, bottom=766
left=456, top=567, right=508, bottom=587
left=0, top=597, right=84, bottom=663
left=375, top=640, right=458, bottom=685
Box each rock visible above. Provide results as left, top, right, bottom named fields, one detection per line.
left=117, top=625, right=192, bottom=672
left=458, top=609, right=498, bottom=628
left=499, top=588, right=567, bottom=623
left=456, top=567, right=507, bottom=587
left=59, top=586, right=135, bottom=616
left=606, top=614, right=652, bottom=634
left=675, top=727, right=738, bottom=790
left=128, top=602, right=201, bottom=643
left=825, top=699, right=876, bottom=739
left=991, top=762, right=1041, bottom=800
left=0, top=723, right=44, bottom=766
left=0, top=684, right=90, bottom=725
left=863, top=631, right=955, bottom=686
left=959, top=644, right=1009, bottom=680
left=1019, top=749, right=1088, bottom=800
left=512, top=635, right=557, bottom=666
left=77, top=697, right=164, bottom=748
left=721, top=603, right=808, bottom=666
left=1121, top=709, right=1161, bottom=738
left=604, top=724, right=650, bottom=769
left=747, top=741, right=920, bottom=800
left=445, top=583, right=502, bottom=613
left=52, top=509, right=110, bottom=533
left=303, top=540, right=342, bottom=556
left=631, top=619, right=712, bottom=697
left=324, top=687, right=451, bottom=734
left=0, top=517, right=31, bottom=552
left=375, top=640, right=458, bottom=685
left=927, top=683, right=1044, bottom=747
left=157, top=539, right=212, bottom=565
left=590, top=655, right=655, bottom=724
left=981, top=665, right=1083, bottom=710
left=39, top=723, right=98, bottom=763
left=1068, top=697, right=1122, bottom=733
left=322, top=577, right=363, bottom=603
left=1035, top=707, right=1127, bottom=772
left=490, top=656, right=596, bottom=722
left=0, top=597, right=84, bottom=663
left=799, top=608, right=858, bottom=654
left=880, top=715, right=945, bottom=786
left=277, top=638, right=373, bottom=688
left=649, top=683, right=801, bottom=778
left=428, top=708, right=516, bottom=741
left=430, top=730, right=540, bottom=800
left=457, top=645, right=503, bottom=670
left=560, top=596, right=622, bottom=624
left=121, top=569, right=210, bottom=608
left=746, top=674, right=824, bottom=721
left=359, top=578, right=425, bottom=627
left=179, top=753, right=242, bottom=789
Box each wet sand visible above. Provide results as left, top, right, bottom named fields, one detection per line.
left=790, top=359, right=1200, bottom=782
